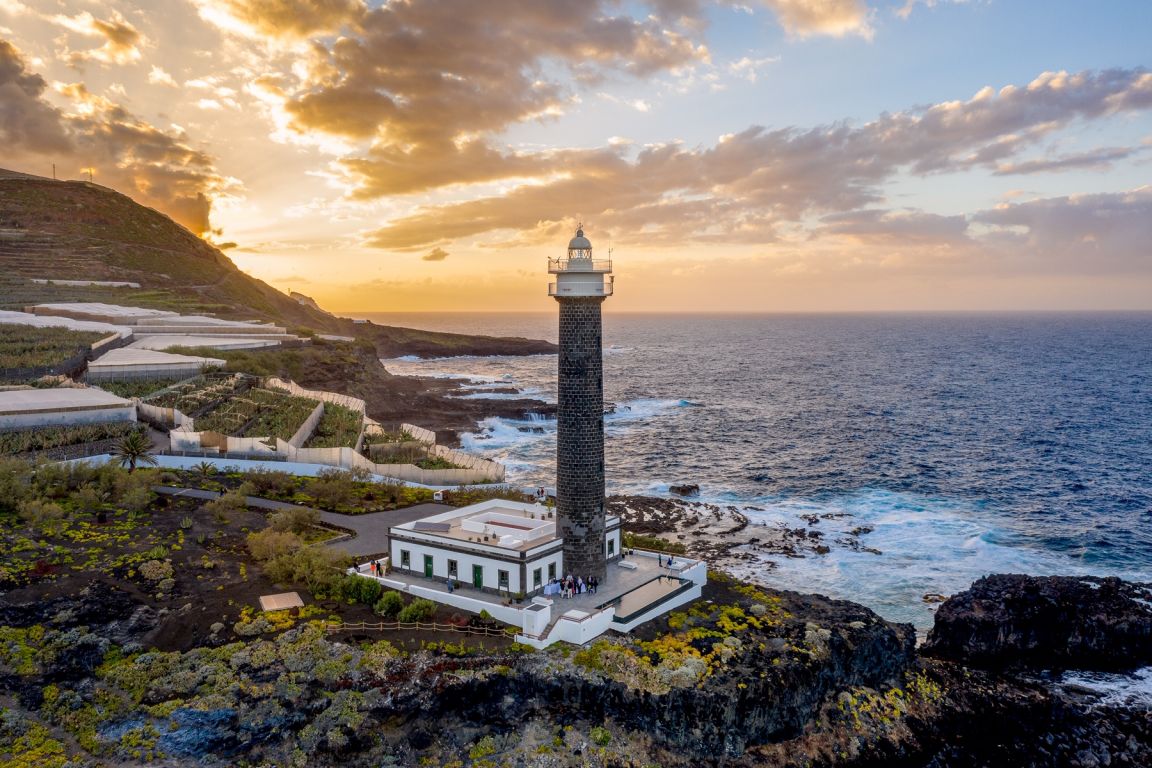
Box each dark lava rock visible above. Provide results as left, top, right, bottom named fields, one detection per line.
left=923, top=574, right=1152, bottom=671
left=669, top=483, right=700, bottom=497
left=0, top=581, right=139, bottom=630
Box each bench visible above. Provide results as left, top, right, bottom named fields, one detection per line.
left=617, top=560, right=639, bottom=570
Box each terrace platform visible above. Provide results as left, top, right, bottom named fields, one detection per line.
left=353, top=549, right=706, bottom=648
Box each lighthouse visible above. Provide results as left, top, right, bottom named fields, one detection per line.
left=549, top=226, right=614, bottom=583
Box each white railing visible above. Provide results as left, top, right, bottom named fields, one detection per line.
left=547, top=257, right=612, bottom=273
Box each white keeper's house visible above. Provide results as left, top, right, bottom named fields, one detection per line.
left=388, top=498, right=623, bottom=597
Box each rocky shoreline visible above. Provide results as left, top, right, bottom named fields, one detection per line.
left=1, top=565, right=1148, bottom=766
left=608, top=493, right=879, bottom=575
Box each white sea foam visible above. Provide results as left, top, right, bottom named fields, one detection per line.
left=1061, top=667, right=1152, bottom=710
left=720, top=489, right=1152, bottom=629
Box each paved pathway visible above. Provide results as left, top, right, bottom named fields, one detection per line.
left=317, top=503, right=453, bottom=558
left=152, top=486, right=451, bottom=558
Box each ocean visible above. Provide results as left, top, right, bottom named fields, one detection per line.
left=361, top=312, right=1152, bottom=631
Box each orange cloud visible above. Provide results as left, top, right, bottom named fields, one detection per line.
left=51, top=11, right=145, bottom=66
left=0, top=41, right=229, bottom=235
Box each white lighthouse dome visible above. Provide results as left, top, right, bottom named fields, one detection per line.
left=568, top=229, right=592, bottom=250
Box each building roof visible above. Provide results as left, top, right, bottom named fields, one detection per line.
left=0, top=387, right=133, bottom=414
left=88, top=348, right=225, bottom=370
left=128, top=335, right=286, bottom=351
left=393, top=498, right=558, bottom=552
left=568, top=228, right=592, bottom=250
left=145, top=315, right=267, bottom=327
left=0, top=310, right=132, bottom=338
left=31, top=302, right=177, bottom=320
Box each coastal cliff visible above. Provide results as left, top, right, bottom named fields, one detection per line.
left=1, top=564, right=1148, bottom=766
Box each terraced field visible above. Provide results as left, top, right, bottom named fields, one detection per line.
left=145, top=376, right=319, bottom=439
left=0, top=323, right=105, bottom=373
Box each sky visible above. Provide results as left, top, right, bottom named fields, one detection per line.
left=1, top=0, right=1150, bottom=312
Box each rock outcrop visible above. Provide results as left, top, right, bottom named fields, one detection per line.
left=923, top=574, right=1152, bottom=671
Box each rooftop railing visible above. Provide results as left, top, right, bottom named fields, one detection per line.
left=548, top=257, right=613, bottom=273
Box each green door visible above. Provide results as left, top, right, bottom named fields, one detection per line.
left=472, top=564, right=484, bottom=589
left=424, top=555, right=434, bottom=578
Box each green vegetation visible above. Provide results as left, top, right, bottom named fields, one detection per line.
left=623, top=531, right=687, bottom=554
left=573, top=597, right=788, bottom=694
left=145, top=374, right=247, bottom=413
left=0, top=422, right=142, bottom=455
left=0, top=323, right=105, bottom=371
left=440, top=486, right=535, bottom=507
left=414, top=455, right=462, bottom=470
left=93, top=378, right=185, bottom=399
left=146, top=377, right=319, bottom=439
left=167, top=342, right=378, bottom=382
left=192, top=388, right=317, bottom=439
left=373, top=591, right=404, bottom=617
left=111, top=429, right=158, bottom=473
left=0, top=459, right=169, bottom=584
left=396, top=598, right=436, bottom=623
left=368, top=428, right=415, bottom=444
left=303, top=402, right=364, bottom=448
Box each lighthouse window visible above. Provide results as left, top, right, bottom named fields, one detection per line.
left=498, top=570, right=510, bottom=590
left=400, top=550, right=410, bottom=569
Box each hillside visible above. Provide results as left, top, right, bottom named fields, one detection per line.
left=0, top=168, right=555, bottom=359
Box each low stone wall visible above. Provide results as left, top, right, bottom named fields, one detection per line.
left=286, top=401, right=325, bottom=448
left=265, top=377, right=366, bottom=414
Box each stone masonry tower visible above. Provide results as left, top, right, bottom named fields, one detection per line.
left=549, top=226, right=614, bottom=583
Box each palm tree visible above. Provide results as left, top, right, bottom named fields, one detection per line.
left=113, top=429, right=158, bottom=473
left=192, top=460, right=217, bottom=480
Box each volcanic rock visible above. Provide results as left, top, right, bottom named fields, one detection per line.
left=922, top=574, right=1152, bottom=671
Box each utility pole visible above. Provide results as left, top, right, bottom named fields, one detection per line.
left=52, top=163, right=56, bottom=180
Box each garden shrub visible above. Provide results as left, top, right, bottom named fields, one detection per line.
left=244, top=468, right=298, bottom=497
left=247, top=529, right=303, bottom=561
left=139, top=560, right=173, bottom=581
left=269, top=507, right=319, bottom=534
left=303, top=470, right=356, bottom=510
left=17, top=498, right=66, bottom=531
left=262, top=546, right=347, bottom=593
left=396, top=598, right=435, bottom=623
left=373, top=591, right=403, bottom=618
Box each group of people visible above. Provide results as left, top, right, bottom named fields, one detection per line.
left=366, top=560, right=385, bottom=577
left=552, top=573, right=599, bottom=598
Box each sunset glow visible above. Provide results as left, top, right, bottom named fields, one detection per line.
left=2, top=1, right=1150, bottom=311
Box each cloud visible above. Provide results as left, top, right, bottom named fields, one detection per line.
left=760, top=0, right=873, bottom=39
left=229, top=1, right=709, bottom=198
left=815, top=208, right=971, bottom=246
left=421, top=247, right=449, bottom=262
left=728, top=54, right=781, bottom=83
left=147, top=65, right=178, bottom=87
left=993, top=146, right=1145, bottom=175
left=362, top=68, right=1152, bottom=250
left=51, top=11, right=145, bottom=66
left=973, top=187, right=1152, bottom=274
left=0, top=39, right=73, bottom=153
left=192, top=0, right=364, bottom=39
left=0, top=41, right=229, bottom=235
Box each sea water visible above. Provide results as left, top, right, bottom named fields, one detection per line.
left=365, top=312, right=1152, bottom=635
